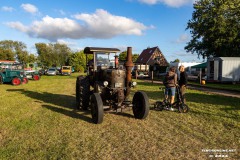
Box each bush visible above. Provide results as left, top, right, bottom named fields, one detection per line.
left=75, top=65, right=84, bottom=73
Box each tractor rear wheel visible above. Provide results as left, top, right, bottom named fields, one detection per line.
left=12, top=77, right=21, bottom=86
left=90, top=93, right=103, bottom=124
left=0, top=75, right=3, bottom=84
left=22, top=77, right=28, bottom=84
left=76, top=76, right=90, bottom=110
left=132, top=91, right=149, bottom=119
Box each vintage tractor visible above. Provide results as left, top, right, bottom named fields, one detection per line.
left=76, top=47, right=149, bottom=124
left=0, top=63, right=28, bottom=85
left=24, top=70, right=41, bottom=80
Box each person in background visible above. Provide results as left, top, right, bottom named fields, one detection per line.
left=178, top=65, right=188, bottom=103
left=163, top=66, right=178, bottom=110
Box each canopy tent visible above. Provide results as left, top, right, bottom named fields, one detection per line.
left=191, top=62, right=207, bottom=69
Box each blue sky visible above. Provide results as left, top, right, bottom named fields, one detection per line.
left=0, top=0, right=202, bottom=62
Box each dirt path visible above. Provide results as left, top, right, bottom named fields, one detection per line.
left=187, top=85, right=240, bottom=98
left=144, top=80, right=240, bottom=98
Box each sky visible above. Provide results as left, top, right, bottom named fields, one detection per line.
left=0, top=0, right=203, bottom=62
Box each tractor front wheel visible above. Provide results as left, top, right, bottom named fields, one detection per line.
left=33, top=75, right=40, bottom=81
left=12, top=77, right=21, bottom=86
left=132, top=91, right=149, bottom=119
left=90, top=93, right=103, bottom=124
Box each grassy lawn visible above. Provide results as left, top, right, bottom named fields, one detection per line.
left=0, top=73, right=239, bottom=159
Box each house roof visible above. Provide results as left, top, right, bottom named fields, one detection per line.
left=136, top=46, right=159, bottom=64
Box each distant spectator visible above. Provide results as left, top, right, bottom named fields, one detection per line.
left=178, top=65, right=188, bottom=103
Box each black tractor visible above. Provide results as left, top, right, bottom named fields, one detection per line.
left=76, top=47, right=149, bottom=124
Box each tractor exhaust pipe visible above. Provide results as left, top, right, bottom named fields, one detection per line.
left=124, top=47, right=134, bottom=98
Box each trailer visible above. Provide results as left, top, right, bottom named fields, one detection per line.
left=132, top=64, right=150, bottom=78
left=207, top=57, right=240, bottom=83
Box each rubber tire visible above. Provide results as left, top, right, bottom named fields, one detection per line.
left=90, top=93, right=104, bottom=124
left=178, top=103, right=189, bottom=113
left=0, top=75, right=3, bottom=84
left=76, top=76, right=90, bottom=110
left=132, top=91, right=149, bottom=119
left=12, top=77, right=21, bottom=86
left=22, top=77, right=28, bottom=84
left=33, top=75, right=40, bottom=81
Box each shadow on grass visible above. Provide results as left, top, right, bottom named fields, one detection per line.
left=146, top=90, right=239, bottom=109
left=136, top=81, right=240, bottom=112
left=42, top=105, right=92, bottom=122
left=7, top=89, right=92, bottom=123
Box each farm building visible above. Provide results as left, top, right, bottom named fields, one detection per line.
left=207, top=57, right=240, bottom=82
left=135, top=46, right=169, bottom=73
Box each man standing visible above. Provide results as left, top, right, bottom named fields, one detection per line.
left=163, top=66, right=178, bottom=110
left=178, top=65, right=188, bottom=103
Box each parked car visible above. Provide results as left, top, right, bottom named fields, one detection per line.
left=61, top=66, right=72, bottom=75
left=46, top=68, right=57, bottom=75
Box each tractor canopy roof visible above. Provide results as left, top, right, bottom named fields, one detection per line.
left=84, top=47, right=120, bottom=54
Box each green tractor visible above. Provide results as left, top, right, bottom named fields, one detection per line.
left=0, top=63, right=28, bottom=85
left=76, top=47, right=149, bottom=124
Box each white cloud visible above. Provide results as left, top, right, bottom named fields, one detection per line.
left=73, top=9, right=147, bottom=38
left=5, top=21, right=28, bottom=32
left=138, top=0, right=194, bottom=7
left=21, top=3, right=38, bottom=14
left=6, top=9, right=150, bottom=41
left=175, top=34, right=189, bottom=43
left=1, top=6, right=14, bottom=12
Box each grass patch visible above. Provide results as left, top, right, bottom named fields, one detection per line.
left=0, top=73, right=239, bottom=159
left=188, top=81, right=240, bottom=92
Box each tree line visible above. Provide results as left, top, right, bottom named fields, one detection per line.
left=0, top=40, right=139, bottom=72
left=1, top=0, right=239, bottom=69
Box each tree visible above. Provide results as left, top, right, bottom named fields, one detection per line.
left=35, top=42, right=72, bottom=67
left=118, top=51, right=139, bottom=62
left=0, top=40, right=29, bottom=62
left=35, top=43, right=53, bottom=67
left=53, top=43, right=71, bottom=66
left=185, top=0, right=240, bottom=59
left=68, top=50, right=93, bottom=72
left=172, top=59, right=180, bottom=63
left=119, top=51, right=127, bottom=62
left=0, top=48, right=14, bottom=60
left=132, top=54, right=139, bottom=62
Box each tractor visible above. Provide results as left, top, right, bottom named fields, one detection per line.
left=0, top=63, right=28, bottom=85
left=76, top=47, right=149, bottom=124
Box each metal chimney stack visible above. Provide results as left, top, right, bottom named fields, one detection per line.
left=124, top=47, right=134, bottom=97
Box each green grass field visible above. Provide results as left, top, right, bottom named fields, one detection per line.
left=0, top=73, right=239, bottom=159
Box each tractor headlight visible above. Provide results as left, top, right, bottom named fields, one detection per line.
left=132, top=81, right=137, bottom=86
left=103, top=81, right=108, bottom=87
